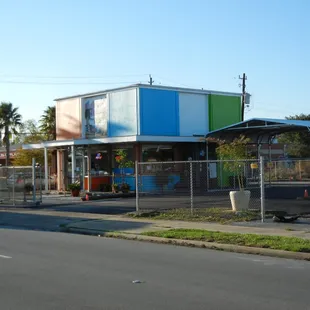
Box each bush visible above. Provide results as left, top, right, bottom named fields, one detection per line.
left=120, top=183, right=130, bottom=192
left=100, top=184, right=112, bottom=192
left=112, top=183, right=119, bottom=192
left=68, top=183, right=80, bottom=191
left=24, top=183, right=33, bottom=192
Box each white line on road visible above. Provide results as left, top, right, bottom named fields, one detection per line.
left=0, top=254, right=12, bottom=259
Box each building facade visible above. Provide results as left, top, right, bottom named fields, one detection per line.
left=24, top=84, right=245, bottom=191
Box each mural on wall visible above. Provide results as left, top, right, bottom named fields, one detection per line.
left=84, top=95, right=108, bottom=138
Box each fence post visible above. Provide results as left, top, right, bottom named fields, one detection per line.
left=12, top=167, right=15, bottom=206
left=39, top=166, right=42, bottom=203
left=220, top=160, right=223, bottom=190
left=274, top=161, right=277, bottom=179
left=32, top=158, right=36, bottom=204
left=260, top=156, right=265, bottom=223
left=135, top=161, right=139, bottom=212
left=189, top=161, right=194, bottom=215
left=206, top=161, right=209, bottom=191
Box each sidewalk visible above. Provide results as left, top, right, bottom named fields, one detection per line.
left=2, top=207, right=310, bottom=238
left=2, top=208, right=310, bottom=260
left=62, top=213, right=310, bottom=239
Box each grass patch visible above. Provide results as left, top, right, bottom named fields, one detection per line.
left=285, top=228, right=296, bottom=231
left=129, top=208, right=261, bottom=224
left=142, top=229, right=310, bottom=253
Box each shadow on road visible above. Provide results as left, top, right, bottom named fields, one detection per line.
left=0, top=210, right=151, bottom=234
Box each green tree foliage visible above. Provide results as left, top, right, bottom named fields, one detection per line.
left=12, top=120, right=48, bottom=166
left=215, top=135, right=253, bottom=189
left=0, top=102, right=22, bottom=166
left=278, top=114, right=310, bottom=158
left=39, top=106, right=56, bottom=140
left=13, top=119, right=44, bottom=144
left=115, top=149, right=134, bottom=168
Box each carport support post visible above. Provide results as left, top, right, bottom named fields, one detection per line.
left=260, top=156, right=265, bottom=223
left=206, top=142, right=209, bottom=191
left=44, top=147, right=48, bottom=192
left=189, top=161, right=194, bottom=215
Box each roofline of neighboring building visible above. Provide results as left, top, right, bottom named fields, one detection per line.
left=0, top=144, right=22, bottom=152
left=54, top=83, right=243, bottom=101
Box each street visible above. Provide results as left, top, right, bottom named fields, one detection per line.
left=0, top=228, right=309, bottom=309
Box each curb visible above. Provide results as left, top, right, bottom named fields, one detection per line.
left=61, top=227, right=310, bottom=261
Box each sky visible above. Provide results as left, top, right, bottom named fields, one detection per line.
left=0, top=0, right=309, bottom=122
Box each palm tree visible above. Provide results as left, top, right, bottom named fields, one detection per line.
left=0, top=102, right=22, bottom=166
left=39, top=106, right=56, bottom=140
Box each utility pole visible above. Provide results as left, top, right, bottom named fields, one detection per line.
left=239, top=73, right=247, bottom=121
left=148, top=74, right=154, bottom=86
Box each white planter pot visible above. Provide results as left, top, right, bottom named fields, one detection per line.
left=229, top=190, right=251, bottom=211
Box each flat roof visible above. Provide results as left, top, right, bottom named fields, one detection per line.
left=54, top=83, right=243, bottom=101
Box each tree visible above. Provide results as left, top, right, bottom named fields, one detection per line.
left=0, top=102, right=22, bottom=166
left=278, top=114, right=310, bottom=158
left=115, top=149, right=134, bottom=168
left=39, top=106, right=56, bottom=140
left=13, top=119, right=43, bottom=144
left=215, top=135, right=253, bottom=189
left=12, top=120, right=47, bottom=166
left=13, top=148, right=47, bottom=167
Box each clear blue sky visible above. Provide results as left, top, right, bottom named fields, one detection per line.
left=0, top=0, right=309, bottom=122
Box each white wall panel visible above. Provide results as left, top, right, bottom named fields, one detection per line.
left=179, top=93, right=208, bottom=136
left=109, top=88, right=137, bottom=136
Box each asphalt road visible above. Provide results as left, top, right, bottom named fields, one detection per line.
left=38, top=195, right=310, bottom=216
left=1, top=229, right=310, bottom=310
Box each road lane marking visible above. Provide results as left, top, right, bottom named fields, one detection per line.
left=0, top=255, right=12, bottom=259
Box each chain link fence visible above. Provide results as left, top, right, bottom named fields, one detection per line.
left=0, top=165, right=43, bottom=206
left=136, top=159, right=263, bottom=212
left=264, top=159, right=310, bottom=184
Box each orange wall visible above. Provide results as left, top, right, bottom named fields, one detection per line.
left=56, top=98, right=82, bottom=140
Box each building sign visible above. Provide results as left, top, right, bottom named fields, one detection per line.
left=0, top=152, right=16, bottom=158
left=84, top=95, right=108, bottom=138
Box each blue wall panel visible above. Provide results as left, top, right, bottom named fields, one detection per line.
left=139, top=88, right=179, bottom=136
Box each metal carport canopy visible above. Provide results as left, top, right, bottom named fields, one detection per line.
left=205, top=118, right=310, bottom=144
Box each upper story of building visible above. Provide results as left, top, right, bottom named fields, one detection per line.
left=55, top=84, right=246, bottom=141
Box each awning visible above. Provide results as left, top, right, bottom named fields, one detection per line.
left=206, top=118, right=310, bottom=144
left=22, top=135, right=202, bottom=150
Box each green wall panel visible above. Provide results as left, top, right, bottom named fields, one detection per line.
left=209, top=95, right=241, bottom=131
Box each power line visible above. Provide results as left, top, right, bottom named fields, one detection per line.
left=0, top=80, right=146, bottom=85
left=0, top=73, right=149, bottom=79
left=153, top=75, right=193, bottom=88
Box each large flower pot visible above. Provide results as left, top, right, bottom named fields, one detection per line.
left=229, top=190, right=250, bottom=211
left=71, top=189, right=80, bottom=197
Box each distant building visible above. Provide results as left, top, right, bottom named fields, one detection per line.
left=0, top=144, right=21, bottom=166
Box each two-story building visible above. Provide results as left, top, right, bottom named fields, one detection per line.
left=23, top=83, right=244, bottom=191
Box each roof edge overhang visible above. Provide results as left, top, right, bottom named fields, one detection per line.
left=22, top=135, right=202, bottom=150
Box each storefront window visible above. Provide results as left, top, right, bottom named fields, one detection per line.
left=142, top=145, right=173, bottom=162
